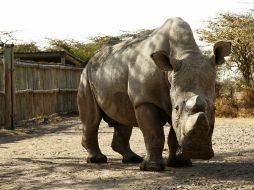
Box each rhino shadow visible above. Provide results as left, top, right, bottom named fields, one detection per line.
left=1, top=150, right=253, bottom=190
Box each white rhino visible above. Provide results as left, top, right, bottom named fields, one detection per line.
left=77, top=17, right=231, bottom=171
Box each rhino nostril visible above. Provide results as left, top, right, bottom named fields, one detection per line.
left=175, top=105, right=179, bottom=111
left=191, top=104, right=206, bottom=114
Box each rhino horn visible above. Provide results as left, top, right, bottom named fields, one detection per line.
left=185, top=112, right=210, bottom=137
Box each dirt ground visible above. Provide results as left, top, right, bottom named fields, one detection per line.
left=0, top=116, right=254, bottom=190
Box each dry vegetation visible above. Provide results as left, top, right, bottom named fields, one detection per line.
left=215, top=82, right=254, bottom=117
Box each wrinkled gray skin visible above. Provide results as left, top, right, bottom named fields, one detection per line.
left=77, top=17, right=231, bottom=171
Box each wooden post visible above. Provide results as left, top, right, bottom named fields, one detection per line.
left=3, top=44, right=15, bottom=130
left=61, top=52, right=66, bottom=65
left=61, top=55, right=65, bottom=65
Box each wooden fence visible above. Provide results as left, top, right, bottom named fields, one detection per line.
left=0, top=60, right=4, bottom=125
left=0, top=45, right=83, bottom=129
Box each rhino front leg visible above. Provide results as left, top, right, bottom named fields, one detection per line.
left=135, top=104, right=165, bottom=171
left=111, top=124, right=143, bottom=163
left=167, top=127, right=192, bottom=167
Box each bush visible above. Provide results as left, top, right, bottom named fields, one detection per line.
left=215, top=80, right=254, bottom=117
left=240, top=89, right=254, bottom=107
left=215, top=98, right=238, bottom=117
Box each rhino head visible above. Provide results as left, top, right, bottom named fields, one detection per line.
left=151, top=41, right=231, bottom=160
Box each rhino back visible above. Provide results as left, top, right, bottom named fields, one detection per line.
left=86, top=35, right=170, bottom=125
left=85, top=18, right=198, bottom=125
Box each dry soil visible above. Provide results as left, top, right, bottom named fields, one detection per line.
left=0, top=117, right=254, bottom=190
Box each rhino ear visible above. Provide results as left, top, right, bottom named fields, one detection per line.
left=151, top=50, right=181, bottom=71
left=211, top=41, right=231, bottom=65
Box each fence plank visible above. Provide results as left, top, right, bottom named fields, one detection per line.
left=16, top=89, right=78, bottom=94
left=0, top=61, right=3, bottom=92
left=0, top=61, right=4, bottom=125
left=9, top=59, right=82, bottom=123
left=15, top=61, right=83, bottom=71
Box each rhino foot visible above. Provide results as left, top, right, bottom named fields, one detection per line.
left=140, top=160, right=165, bottom=171
left=167, top=155, right=192, bottom=167
left=122, top=154, right=143, bottom=163
left=87, top=154, right=107, bottom=163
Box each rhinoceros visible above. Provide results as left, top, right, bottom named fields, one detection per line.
left=77, top=17, right=231, bottom=171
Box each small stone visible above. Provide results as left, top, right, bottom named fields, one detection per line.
left=237, top=152, right=243, bottom=156
left=196, top=182, right=203, bottom=186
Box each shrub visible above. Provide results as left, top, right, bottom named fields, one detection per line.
left=240, top=89, right=254, bottom=107
left=215, top=98, right=238, bottom=117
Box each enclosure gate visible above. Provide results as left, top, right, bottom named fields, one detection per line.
left=0, top=45, right=83, bottom=129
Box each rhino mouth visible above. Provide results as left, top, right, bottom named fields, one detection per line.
left=179, top=111, right=214, bottom=160
left=181, top=143, right=214, bottom=160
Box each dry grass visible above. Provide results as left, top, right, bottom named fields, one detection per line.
left=215, top=98, right=238, bottom=117
left=215, top=97, right=254, bottom=118
left=240, top=89, right=254, bottom=107
left=237, top=107, right=254, bottom=117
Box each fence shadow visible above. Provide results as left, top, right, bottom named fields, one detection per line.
left=0, top=116, right=81, bottom=145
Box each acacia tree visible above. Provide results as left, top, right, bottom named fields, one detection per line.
left=14, top=42, right=40, bottom=52
left=198, top=12, right=254, bottom=88
left=1, top=29, right=153, bottom=61
left=46, top=37, right=119, bottom=62
left=0, top=31, right=40, bottom=52
left=0, top=31, right=17, bottom=45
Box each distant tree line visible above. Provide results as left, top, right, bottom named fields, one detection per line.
left=0, top=30, right=153, bottom=63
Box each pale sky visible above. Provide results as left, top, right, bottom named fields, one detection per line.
left=0, top=0, right=252, bottom=44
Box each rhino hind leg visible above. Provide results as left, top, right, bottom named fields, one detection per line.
left=167, top=127, right=192, bottom=167
left=111, top=124, right=143, bottom=163
left=77, top=76, right=107, bottom=164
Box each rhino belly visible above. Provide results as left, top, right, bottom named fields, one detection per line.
left=95, top=91, right=138, bottom=126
